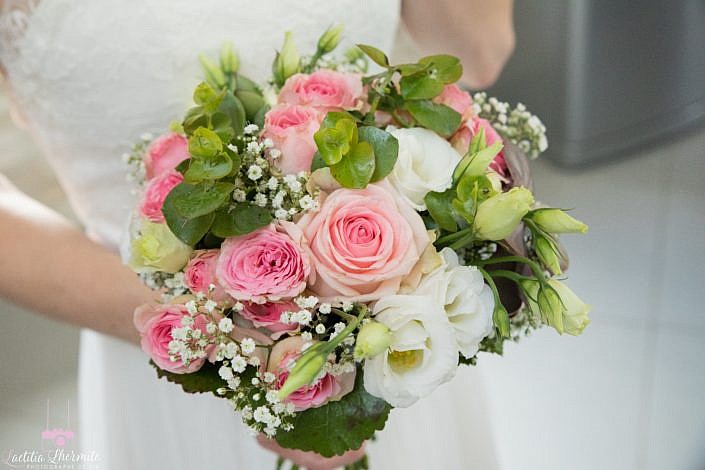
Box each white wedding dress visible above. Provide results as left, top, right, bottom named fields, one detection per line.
left=1, top=1, right=499, bottom=468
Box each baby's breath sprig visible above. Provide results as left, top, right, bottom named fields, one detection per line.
left=122, top=133, right=151, bottom=187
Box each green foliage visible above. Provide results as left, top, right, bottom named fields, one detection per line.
left=404, top=100, right=461, bottom=138
left=170, top=182, right=235, bottom=219
left=356, top=44, right=389, bottom=67
left=162, top=190, right=216, bottom=246
left=358, top=126, right=399, bottom=182
left=330, top=141, right=376, bottom=189
left=425, top=189, right=458, bottom=232
left=210, top=203, right=273, bottom=238
left=151, top=361, right=224, bottom=396
left=274, top=368, right=392, bottom=457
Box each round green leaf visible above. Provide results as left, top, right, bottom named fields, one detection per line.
left=358, top=126, right=398, bottom=182
left=419, top=54, right=463, bottom=84
left=170, top=182, right=235, bottom=219
left=330, top=141, right=375, bottom=189
left=162, top=192, right=216, bottom=246
left=400, top=72, right=444, bottom=100
left=188, top=127, right=223, bottom=158
left=405, top=100, right=461, bottom=138
left=184, top=152, right=233, bottom=183
left=424, top=189, right=458, bottom=232
left=211, top=203, right=273, bottom=238
left=235, top=90, right=266, bottom=121
left=217, top=92, right=246, bottom=137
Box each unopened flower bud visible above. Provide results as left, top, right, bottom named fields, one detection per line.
left=273, top=32, right=300, bottom=87
left=199, top=54, right=227, bottom=88
left=220, top=42, right=239, bottom=74
left=474, top=187, right=534, bottom=241
left=276, top=347, right=326, bottom=401
left=354, top=321, right=392, bottom=359
left=317, top=25, right=344, bottom=54
left=530, top=209, right=588, bottom=234
left=534, top=236, right=562, bottom=275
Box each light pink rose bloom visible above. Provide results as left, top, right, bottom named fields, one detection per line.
left=133, top=303, right=210, bottom=374
left=138, top=170, right=183, bottom=223
left=451, top=117, right=508, bottom=179
left=239, top=301, right=299, bottom=338
left=144, top=133, right=190, bottom=180
left=278, top=70, right=364, bottom=110
left=263, top=104, right=323, bottom=174
left=297, top=180, right=429, bottom=302
left=267, top=336, right=355, bottom=411
left=434, top=84, right=473, bottom=121
left=184, top=250, right=231, bottom=303
left=216, top=222, right=310, bottom=302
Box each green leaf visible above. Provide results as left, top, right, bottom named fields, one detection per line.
left=314, top=118, right=357, bottom=166
left=400, top=72, right=444, bottom=100
left=253, top=104, right=270, bottom=130
left=452, top=141, right=503, bottom=184
left=356, top=44, right=390, bottom=68
left=235, top=74, right=259, bottom=92
left=395, top=62, right=430, bottom=76
left=210, top=203, right=273, bottom=238
left=217, top=92, right=246, bottom=138
left=162, top=193, right=215, bottom=245
left=183, top=152, right=233, bottom=183
left=310, top=152, right=327, bottom=172
left=170, top=182, right=235, bottom=219
left=182, top=107, right=208, bottom=135
left=330, top=141, right=375, bottom=189
left=210, top=112, right=235, bottom=143
left=358, top=126, right=398, bottom=182
left=193, top=82, right=220, bottom=110
left=274, top=367, right=392, bottom=457
left=151, top=361, right=223, bottom=396
left=235, top=90, right=266, bottom=121
left=404, top=100, right=461, bottom=138
left=188, top=128, right=222, bottom=158
left=425, top=189, right=458, bottom=232
left=418, top=54, right=463, bottom=84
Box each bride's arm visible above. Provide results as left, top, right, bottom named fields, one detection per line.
left=0, top=174, right=155, bottom=343
left=401, top=0, right=515, bottom=89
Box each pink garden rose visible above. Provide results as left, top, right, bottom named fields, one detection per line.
left=239, top=301, right=299, bottom=338
left=297, top=180, right=429, bottom=302
left=144, top=133, right=190, bottom=180
left=138, top=169, right=183, bottom=223
left=216, top=222, right=310, bottom=302
left=451, top=117, right=508, bottom=179
left=278, top=70, right=364, bottom=110
left=133, top=303, right=210, bottom=374
left=263, top=104, right=323, bottom=174
left=267, top=337, right=355, bottom=411
left=184, top=250, right=230, bottom=303
left=434, top=84, right=473, bottom=121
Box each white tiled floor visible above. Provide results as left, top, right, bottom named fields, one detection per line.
left=1, top=102, right=704, bottom=469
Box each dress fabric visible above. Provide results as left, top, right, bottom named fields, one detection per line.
left=0, top=1, right=499, bottom=468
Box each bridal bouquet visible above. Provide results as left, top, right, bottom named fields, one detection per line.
left=124, top=27, right=589, bottom=465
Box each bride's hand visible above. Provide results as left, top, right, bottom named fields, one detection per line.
left=256, top=434, right=366, bottom=470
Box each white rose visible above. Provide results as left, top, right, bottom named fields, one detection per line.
left=363, top=294, right=458, bottom=407
left=386, top=127, right=461, bottom=210
left=416, top=248, right=494, bottom=358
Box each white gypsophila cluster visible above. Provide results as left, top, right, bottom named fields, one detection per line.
left=229, top=129, right=316, bottom=221
left=472, top=92, right=548, bottom=159
left=122, top=133, right=151, bottom=188
left=139, top=271, right=189, bottom=301
left=300, top=52, right=369, bottom=75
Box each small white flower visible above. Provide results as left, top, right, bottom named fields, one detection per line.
left=271, top=191, right=285, bottom=208
left=252, top=393, right=261, bottom=401
left=266, top=390, right=279, bottom=403
left=275, top=208, right=289, bottom=220
left=233, top=302, right=244, bottom=312
left=267, top=177, right=279, bottom=191
left=225, top=342, right=239, bottom=358
left=233, top=189, right=246, bottom=202
left=263, top=138, right=274, bottom=148
left=263, top=372, right=276, bottom=384
left=206, top=322, right=217, bottom=334
left=279, top=312, right=291, bottom=324
left=218, top=365, right=234, bottom=381
left=231, top=356, right=247, bottom=373
left=241, top=338, right=256, bottom=356
left=342, top=301, right=353, bottom=312
left=298, top=195, right=317, bottom=210
left=251, top=377, right=260, bottom=386
left=315, top=324, right=326, bottom=334
left=218, top=317, right=234, bottom=333
left=204, top=299, right=217, bottom=312
left=248, top=356, right=261, bottom=367
left=269, top=149, right=282, bottom=160
left=318, top=303, right=331, bottom=314
left=185, top=301, right=198, bottom=315
left=244, top=124, right=260, bottom=134
left=247, top=165, right=263, bottom=181
left=301, top=331, right=313, bottom=341
left=254, top=193, right=267, bottom=207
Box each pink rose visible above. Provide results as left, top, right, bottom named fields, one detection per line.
left=133, top=303, right=210, bottom=374
left=434, top=84, right=473, bottom=121
left=138, top=170, right=183, bottom=223
left=263, top=104, right=323, bottom=175
left=216, top=222, right=310, bottom=302
left=184, top=250, right=231, bottom=303
left=239, top=301, right=299, bottom=338
left=278, top=70, right=364, bottom=110
left=451, top=117, right=508, bottom=179
left=297, top=180, right=429, bottom=302
left=267, top=336, right=355, bottom=411
left=144, top=133, right=190, bottom=180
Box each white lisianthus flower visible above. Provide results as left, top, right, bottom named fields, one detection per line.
left=363, top=294, right=458, bottom=407
left=385, top=127, right=461, bottom=210
left=416, top=248, right=495, bottom=358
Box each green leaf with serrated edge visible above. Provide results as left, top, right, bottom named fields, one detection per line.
left=217, top=92, right=246, bottom=138
left=184, top=152, right=233, bottom=183
left=274, top=367, right=392, bottom=457
left=356, top=44, right=389, bottom=68
left=310, top=152, right=327, bottom=172
left=358, top=126, right=398, bottom=182
left=211, top=203, right=273, bottom=238
left=188, top=127, right=222, bottom=158
left=330, top=141, right=375, bottom=189
left=418, top=54, right=463, bottom=84
left=170, top=182, right=234, bottom=219
left=162, top=193, right=215, bottom=245
left=151, top=360, right=224, bottom=396
left=400, top=72, right=444, bottom=100
left=404, top=100, right=461, bottom=138
left=424, top=189, right=458, bottom=232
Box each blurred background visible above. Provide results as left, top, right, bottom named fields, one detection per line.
left=1, top=2, right=704, bottom=469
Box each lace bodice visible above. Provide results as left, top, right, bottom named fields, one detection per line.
left=0, top=0, right=401, bottom=247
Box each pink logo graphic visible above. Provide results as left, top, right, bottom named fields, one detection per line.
left=41, top=400, right=75, bottom=448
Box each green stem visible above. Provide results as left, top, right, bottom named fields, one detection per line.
left=435, top=227, right=473, bottom=246
left=448, top=233, right=475, bottom=251
left=488, top=269, right=528, bottom=283
left=474, top=255, right=547, bottom=282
